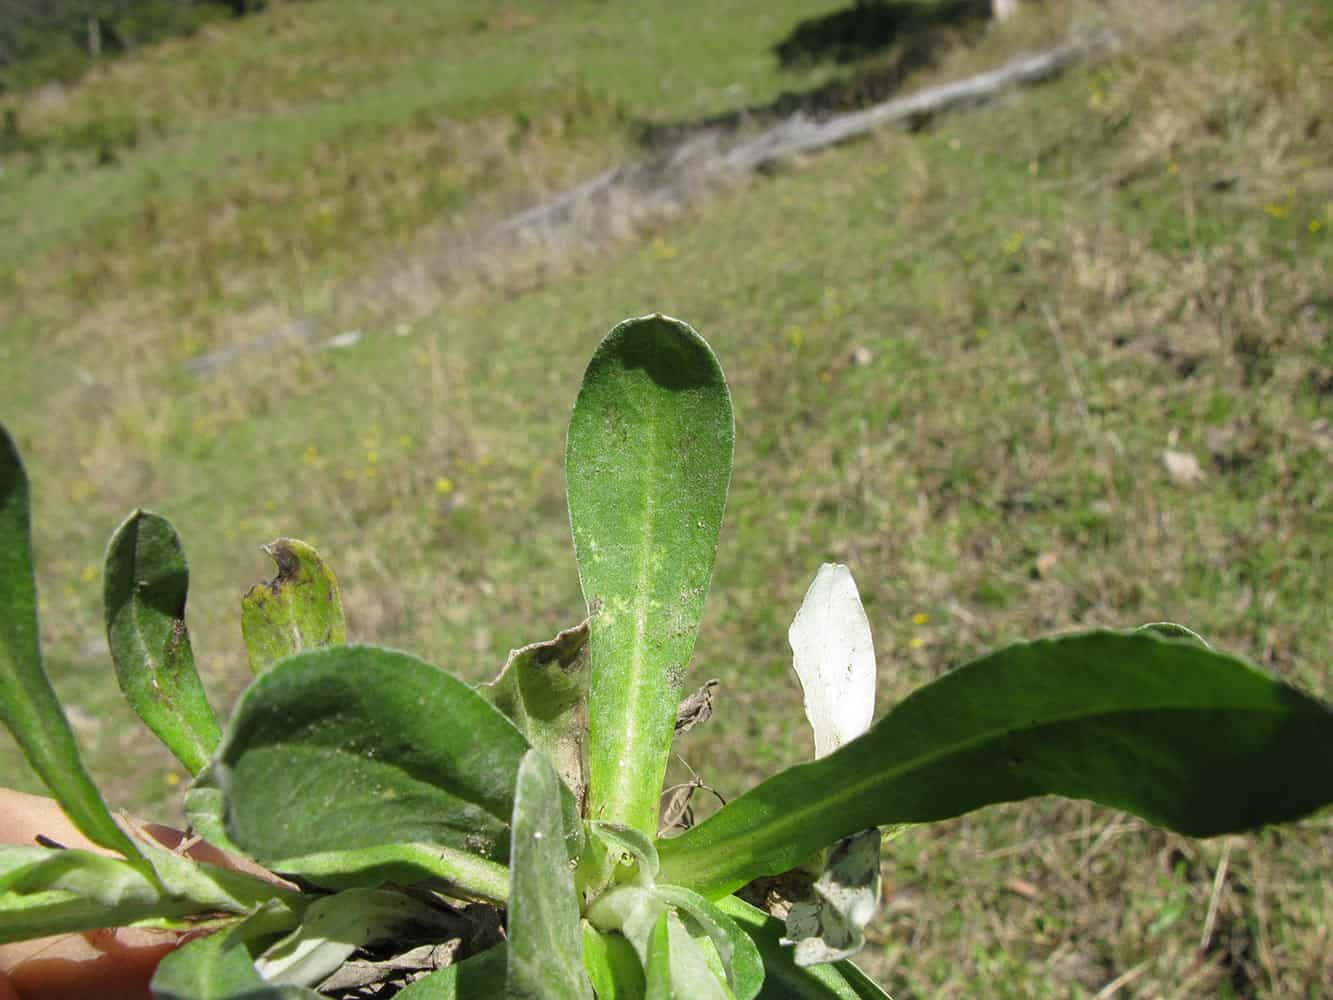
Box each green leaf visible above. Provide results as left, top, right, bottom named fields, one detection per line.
left=396, top=945, right=509, bottom=1000
left=184, top=763, right=246, bottom=856
left=136, top=838, right=303, bottom=918
left=566, top=314, right=734, bottom=834
left=659, top=631, right=1333, bottom=898
left=715, top=896, right=889, bottom=999
left=582, top=924, right=646, bottom=1000
left=240, top=538, right=346, bottom=674
left=655, top=885, right=763, bottom=999
left=105, top=509, right=222, bottom=776
left=251, top=842, right=509, bottom=903
left=152, top=914, right=321, bottom=1000
left=218, top=645, right=540, bottom=887
left=481, top=620, right=592, bottom=809
left=507, top=749, right=594, bottom=1000
left=578, top=821, right=661, bottom=900
left=643, top=912, right=672, bottom=1000
left=585, top=885, right=668, bottom=962
left=0, top=425, right=142, bottom=861
left=255, top=888, right=453, bottom=988
left=663, top=913, right=731, bottom=1000
left=0, top=846, right=199, bottom=944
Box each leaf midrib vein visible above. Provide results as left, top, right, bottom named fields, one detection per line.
left=683, top=699, right=1296, bottom=885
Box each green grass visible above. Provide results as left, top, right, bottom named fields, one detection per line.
left=1, top=0, right=1330, bottom=995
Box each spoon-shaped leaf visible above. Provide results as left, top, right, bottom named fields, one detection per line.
left=104, top=509, right=221, bottom=775
left=567, top=314, right=734, bottom=834
left=0, top=426, right=141, bottom=861
left=507, top=749, right=595, bottom=1000
left=218, top=645, right=558, bottom=894
left=659, top=631, right=1333, bottom=898
left=241, top=538, right=346, bottom=674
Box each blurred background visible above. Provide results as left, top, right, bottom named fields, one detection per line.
left=0, top=0, right=1329, bottom=994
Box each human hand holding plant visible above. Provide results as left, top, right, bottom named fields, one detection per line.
left=2, top=315, right=1331, bottom=998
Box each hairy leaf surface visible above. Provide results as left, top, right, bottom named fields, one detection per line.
left=218, top=645, right=536, bottom=880
left=567, top=314, right=734, bottom=833
left=507, top=749, right=594, bottom=999
left=105, top=509, right=221, bottom=776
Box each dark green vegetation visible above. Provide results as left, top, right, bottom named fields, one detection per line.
left=1, top=0, right=1329, bottom=994
left=0, top=0, right=269, bottom=93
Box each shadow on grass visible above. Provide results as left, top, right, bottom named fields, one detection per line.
left=774, top=0, right=991, bottom=67
left=640, top=0, right=991, bottom=148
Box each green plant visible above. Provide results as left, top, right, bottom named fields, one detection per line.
left=2, top=314, right=1331, bottom=999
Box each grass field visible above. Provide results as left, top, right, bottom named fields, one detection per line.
left=1, top=0, right=1330, bottom=995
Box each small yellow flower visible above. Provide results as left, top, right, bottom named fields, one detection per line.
left=912, top=612, right=929, bottom=625
left=909, top=636, right=926, bottom=650
left=435, top=477, right=455, bottom=494
left=165, top=772, right=181, bottom=787
left=1263, top=202, right=1288, bottom=219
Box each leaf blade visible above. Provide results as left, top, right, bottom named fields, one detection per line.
left=241, top=538, right=346, bottom=675
left=481, top=620, right=592, bottom=809
left=0, top=426, right=142, bottom=861
left=104, top=509, right=221, bottom=776
left=659, top=632, right=1333, bottom=897
left=506, top=749, right=594, bottom=1000
left=218, top=645, right=534, bottom=880
left=567, top=314, right=734, bottom=834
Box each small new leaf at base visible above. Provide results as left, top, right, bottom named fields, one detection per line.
left=0, top=426, right=143, bottom=862
left=644, top=912, right=672, bottom=1000
left=507, top=749, right=594, bottom=1000
left=105, top=509, right=221, bottom=776
left=655, top=885, right=763, bottom=999
left=582, top=924, right=646, bottom=999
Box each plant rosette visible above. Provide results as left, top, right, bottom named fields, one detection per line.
left=2, top=315, right=1330, bottom=999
